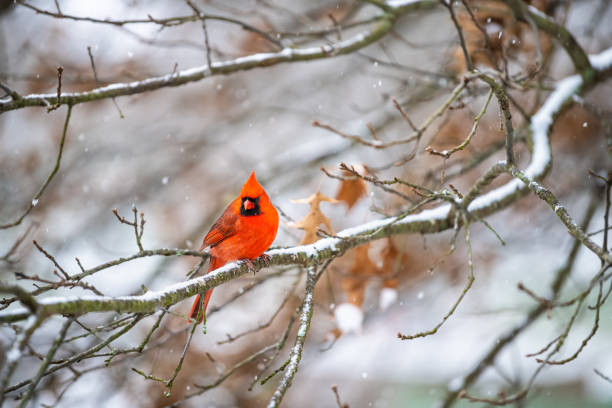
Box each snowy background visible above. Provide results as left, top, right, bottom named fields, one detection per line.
left=1, top=0, right=612, bottom=407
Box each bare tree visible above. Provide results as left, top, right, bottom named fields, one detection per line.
left=1, top=0, right=611, bottom=407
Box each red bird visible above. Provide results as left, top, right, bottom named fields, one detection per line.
left=189, top=171, right=279, bottom=323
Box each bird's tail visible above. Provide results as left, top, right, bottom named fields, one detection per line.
left=189, top=256, right=220, bottom=323
left=189, top=290, right=213, bottom=323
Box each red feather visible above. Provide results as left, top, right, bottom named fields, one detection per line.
left=189, top=172, right=279, bottom=323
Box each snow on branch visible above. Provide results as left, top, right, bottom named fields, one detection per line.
left=2, top=46, right=612, bottom=324
left=0, top=0, right=436, bottom=114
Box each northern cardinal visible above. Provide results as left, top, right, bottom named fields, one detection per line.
left=189, top=171, right=279, bottom=323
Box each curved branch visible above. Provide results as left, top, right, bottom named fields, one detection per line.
left=17, top=318, right=72, bottom=408
left=0, top=105, right=72, bottom=229
left=4, top=314, right=145, bottom=394
left=1, top=47, right=611, bottom=325
left=0, top=0, right=436, bottom=114
left=440, top=192, right=599, bottom=407
left=511, top=167, right=612, bottom=264
left=0, top=315, right=44, bottom=405
left=501, top=0, right=592, bottom=77
left=16, top=0, right=283, bottom=49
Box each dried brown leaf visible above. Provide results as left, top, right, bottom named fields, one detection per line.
left=449, top=0, right=554, bottom=73
left=338, top=243, right=380, bottom=306
left=335, top=164, right=368, bottom=210
left=380, top=238, right=409, bottom=288
left=289, top=191, right=339, bottom=244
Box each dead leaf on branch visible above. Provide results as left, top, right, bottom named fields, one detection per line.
left=449, top=0, right=554, bottom=74
left=340, top=243, right=378, bottom=307
left=288, top=191, right=339, bottom=244
left=335, top=163, right=368, bottom=210
left=339, top=239, right=408, bottom=307
left=332, top=239, right=411, bottom=335
left=379, top=238, right=408, bottom=289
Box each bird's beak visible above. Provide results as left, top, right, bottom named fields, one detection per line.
left=244, top=199, right=255, bottom=211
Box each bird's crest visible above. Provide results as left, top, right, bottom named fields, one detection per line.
left=240, top=171, right=265, bottom=198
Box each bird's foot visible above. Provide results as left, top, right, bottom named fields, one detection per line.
left=244, top=259, right=256, bottom=275
left=258, top=253, right=272, bottom=267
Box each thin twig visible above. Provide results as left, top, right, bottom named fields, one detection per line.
left=321, top=165, right=414, bottom=202
left=440, top=0, right=472, bottom=71
left=440, top=193, right=599, bottom=407
left=2, top=2, right=431, bottom=113
left=87, top=45, right=124, bottom=118
left=0, top=104, right=73, bottom=229
left=398, top=213, right=475, bottom=340
left=17, top=318, right=72, bottom=408
left=0, top=316, right=45, bottom=405
left=170, top=343, right=277, bottom=406
left=47, top=66, right=63, bottom=112
left=479, top=74, right=516, bottom=165
left=313, top=79, right=468, bottom=149
left=0, top=81, right=22, bottom=100
left=16, top=0, right=283, bottom=49
left=331, top=385, right=349, bottom=408
left=217, top=273, right=300, bottom=345
left=511, top=167, right=611, bottom=264
left=1, top=223, right=37, bottom=263
left=594, top=369, right=612, bottom=384
left=32, top=240, right=70, bottom=280
left=248, top=301, right=304, bottom=391
left=132, top=319, right=198, bottom=396
left=4, top=315, right=145, bottom=394
left=427, top=87, right=493, bottom=158
left=459, top=0, right=500, bottom=71
left=392, top=98, right=417, bottom=131
left=184, top=0, right=213, bottom=69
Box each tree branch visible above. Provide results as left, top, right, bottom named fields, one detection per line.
left=0, top=0, right=436, bottom=114
left=0, top=104, right=73, bottom=229
left=16, top=318, right=72, bottom=408
left=2, top=46, right=612, bottom=323
left=501, top=0, right=592, bottom=77
left=267, top=264, right=317, bottom=408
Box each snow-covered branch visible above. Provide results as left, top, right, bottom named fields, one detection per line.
left=0, top=0, right=436, bottom=114
left=2, top=46, right=612, bottom=324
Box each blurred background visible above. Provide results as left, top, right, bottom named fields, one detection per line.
left=1, top=0, right=612, bottom=407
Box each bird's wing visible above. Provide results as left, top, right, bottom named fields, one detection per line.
left=200, top=204, right=239, bottom=250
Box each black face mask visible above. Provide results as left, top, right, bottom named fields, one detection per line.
left=240, top=196, right=261, bottom=216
